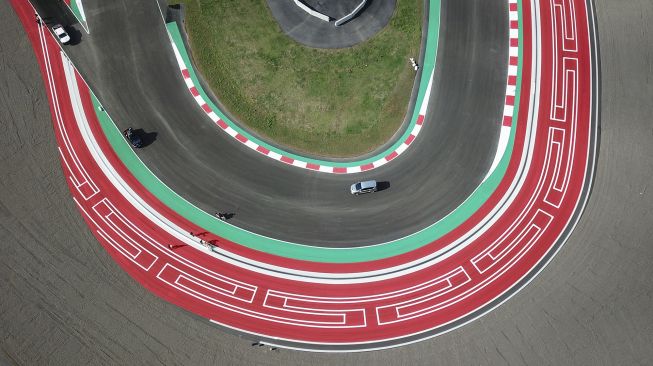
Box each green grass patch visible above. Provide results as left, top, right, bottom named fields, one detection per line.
left=171, top=0, right=422, bottom=157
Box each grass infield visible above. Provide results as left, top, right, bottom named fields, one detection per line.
left=170, top=0, right=423, bottom=157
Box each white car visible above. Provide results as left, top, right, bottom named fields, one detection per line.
left=52, top=24, right=70, bottom=44
left=350, top=180, right=378, bottom=195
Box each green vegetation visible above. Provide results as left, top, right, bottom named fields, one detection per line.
left=171, top=0, right=422, bottom=157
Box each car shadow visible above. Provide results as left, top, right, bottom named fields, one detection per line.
left=134, top=129, right=158, bottom=147
left=63, top=25, right=83, bottom=45
left=376, top=181, right=391, bottom=192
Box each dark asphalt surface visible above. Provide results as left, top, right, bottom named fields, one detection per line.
left=28, top=0, right=506, bottom=248
left=266, top=0, right=397, bottom=48
left=2, top=0, right=653, bottom=363
left=303, top=0, right=371, bottom=19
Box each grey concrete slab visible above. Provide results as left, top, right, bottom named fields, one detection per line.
left=266, top=0, right=397, bottom=48
left=1, top=0, right=653, bottom=363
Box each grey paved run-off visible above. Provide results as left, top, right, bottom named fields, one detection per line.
left=1, top=0, right=652, bottom=364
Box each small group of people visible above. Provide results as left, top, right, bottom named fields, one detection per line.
left=186, top=232, right=218, bottom=251
left=409, top=57, right=420, bottom=71
left=168, top=212, right=231, bottom=251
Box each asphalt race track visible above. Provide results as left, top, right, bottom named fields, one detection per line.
left=26, top=0, right=508, bottom=249
left=1, top=0, right=652, bottom=364
left=266, top=0, right=397, bottom=48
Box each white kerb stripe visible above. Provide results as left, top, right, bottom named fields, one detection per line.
left=396, top=143, right=409, bottom=154
left=372, top=158, right=388, bottom=167
left=418, top=71, right=435, bottom=115
left=208, top=112, right=220, bottom=122
left=293, top=160, right=307, bottom=168
left=506, top=84, right=517, bottom=96
left=503, top=105, right=514, bottom=116
left=170, top=42, right=185, bottom=66
left=244, top=140, right=258, bottom=150
left=483, top=125, right=512, bottom=182
left=268, top=151, right=282, bottom=160
left=224, top=126, right=238, bottom=137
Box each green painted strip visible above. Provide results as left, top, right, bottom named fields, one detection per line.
left=166, top=0, right=439, bottom=167
left=88, top=0, right=523, bottom=263
left=69, top=0, right=85, bottom=24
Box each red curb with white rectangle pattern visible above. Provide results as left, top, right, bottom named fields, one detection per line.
left=14, top=0, right=600, bottom=350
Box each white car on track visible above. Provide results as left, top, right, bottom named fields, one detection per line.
left=52, top=24, right=70, bottom=44
left=350, top=180, right=378, bottom=195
